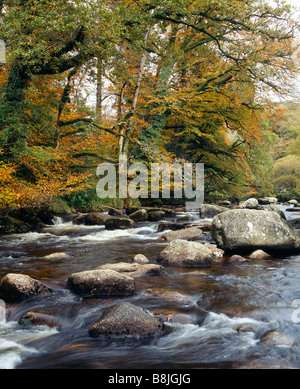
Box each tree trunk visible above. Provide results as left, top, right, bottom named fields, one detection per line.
left=121, top=25, right=152, bottom=156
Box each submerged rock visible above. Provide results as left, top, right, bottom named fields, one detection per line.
left=211, top=209, right=300, bottom=254
left=0, top=273, right=51, bottom=302
left=19, top=311, right=60, bottom=329
left=261, top=331, right=295, bottom=347
left=67, top=269, right=135, bottom=297
left=157, top=239, right=213, bottom=268
left=88, top=302, right=165, bottom=338
left=43, top=252, right=69, bottom=260
left=145, top=288, right=191, bottom=303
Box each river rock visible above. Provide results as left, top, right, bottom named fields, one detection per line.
left=147, top=211, right=166, bottom=221
left=199, top=204, right=230, bottom=219
left=0, top=273, right=52, bottom=302
left=211, top=209, right=300, bottom=254
left=188, top=221, right=213, bottom=232
left=19, top=311, right=60, bottom=329
left=73, top=213, right=86, bottom=225
left=108, top=208, right=125, bottom=216
left=204, top=243, right=224, bottom=257
left=238, top=198, right=259, bottom=209
left=218, top=200, right=231, bottom=206
left=249, top=250, right=271, bottom=259
left=159, top=227, right=203, bottom=242
left=261, top=331, right=295, bottom=347
left=157, top=222, right=186, bottom=233
left=88, top=302, right=165, bottom=338
left=97, top=262, right=164, bottom=278
left=155, top=312, right=194, bottom=325
left=288, top=199, right=299, bottom=205
left=133, top=254, right=149, bottom=264
left=286, top=208, right=300, bottom=212
left=104, top=217, right=134, bottom=230
left=229, top=255, right=247, bottom=263
left=176, top=215, right=192, bottom=222
left=237, top=325, right=257, bottom=333
left=85, top=212, right=111, bottom=226
left=67, top=269, right=135, bottom=297
left=128, top=209, right=148, bottom=222
left=157, top=239, right=213, bottom=268
left=258, top=197, right=278, bottom=205
left=288, top=218, right=300, bottom=230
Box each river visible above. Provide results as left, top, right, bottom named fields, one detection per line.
left=0, top=205, right=300, bottom=369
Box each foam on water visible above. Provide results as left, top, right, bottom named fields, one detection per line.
left=156, top=312, right=262, bottom=353
left=0, top=321, right=58, bottom=369
left=77, top=224, right=160, bottom=242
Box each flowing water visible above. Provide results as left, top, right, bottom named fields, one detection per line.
left=0, top=205, right=300, bottom=369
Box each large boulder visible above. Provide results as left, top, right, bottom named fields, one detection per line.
left=104, top=217, right=134, bottom=230
left=199, top=204, right=230, bottom=219
left=0, top=274, right=51, bottom=302
left=159, top=227, right=203, bottom=242
left=157, top=239, right=213, bottom=268
left=67, top=269, right=135, bottom=297
left=88, top=302, right=165, bottom=338
left=212, top=209, right=300, bottom=254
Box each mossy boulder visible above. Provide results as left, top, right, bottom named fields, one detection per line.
left=0, top=216, right=32, bottom=235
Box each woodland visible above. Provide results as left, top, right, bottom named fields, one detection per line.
left=0, top=0, right=299, bottom=212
